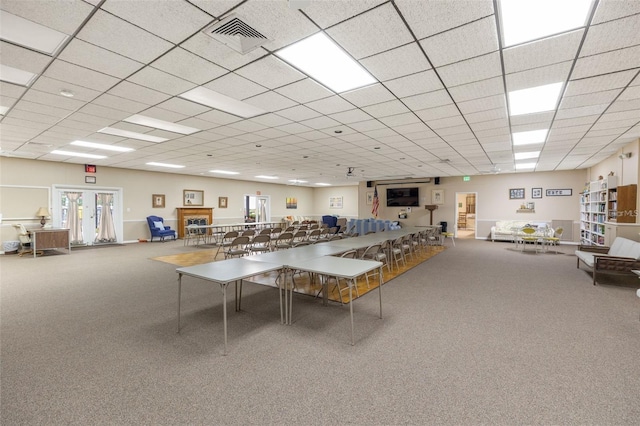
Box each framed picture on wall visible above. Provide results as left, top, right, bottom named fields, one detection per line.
left=152, top=194, right=165, bottom=208
left=432, top=189, right=444, bottom=205
left=532, top=187, right=542, bottom=199
left=366, top=191, right=374, bottom=205
left=509, top=188, right=525, bottom=199
left=218, top=196, right=228, bottom=208
left=183, top=189, right=203, bottom=206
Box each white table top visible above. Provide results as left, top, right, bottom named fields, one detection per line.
left=244, top=245, right=335, bottom=263
left=176, top=258, right=282, bottom=283
left=286, top=256, right=382, bottom=279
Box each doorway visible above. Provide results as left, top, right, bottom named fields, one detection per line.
left=52, top=185, right=123, bottom=246
left=455, top=192, right=477, bottom=239
left=244, top=195, right=271, bottom=223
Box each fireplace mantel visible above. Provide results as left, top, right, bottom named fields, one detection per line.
left=176, top=207, right=213, bottom=239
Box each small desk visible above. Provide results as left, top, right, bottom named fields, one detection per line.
left=30, top=228, right=71, bottom=258
left=176, top=258, right=282, bottom=355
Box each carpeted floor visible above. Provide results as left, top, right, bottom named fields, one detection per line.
left=1, top=237, right=639, bottom=425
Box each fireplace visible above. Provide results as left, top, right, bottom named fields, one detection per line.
left=176, top=207, right=213, bottom=239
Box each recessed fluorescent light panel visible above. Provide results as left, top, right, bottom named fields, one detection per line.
left=255, top=175, right=279, bottom=180
left=0, top=10, right=68, bottom=54
left=97, top=127, right=169, bottom=143
left=289, top=179, right=308, bottom=184
left=276, top=32, right=376, bottom=93
left=315, top=182, right=331, bottom=186
left=514, top=151, right=540, bottom=160
left=499, top=0, right=593, bottom=47
left=512, top=129, right=548, bottom=146
left=70, top=141, right=134, bottom=152
left=210, top=170, right=239, bottom=175
left=179, top=87, right=266, bottom=118
left=515, top=162, right=537, bottom=170
left=123, top=114, right=200, bottom=135
left=508, top=82, right=563, bottom=116
left=0, top=105, right=9, bottom=115
left=146, top=162, right=185, bottom=169
left=50, top=150, right=107, bottom=159
left=0, top=64, right=37, bottom=86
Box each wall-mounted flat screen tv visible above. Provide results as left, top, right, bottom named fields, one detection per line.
left=386, top=187, right=419, bottom=207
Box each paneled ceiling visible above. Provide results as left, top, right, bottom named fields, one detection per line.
left=1, top=0, right=639, bottom=186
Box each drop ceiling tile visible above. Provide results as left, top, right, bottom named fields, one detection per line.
left=464, top=107, right=507, bottom=124
left=618, top=84, right=640, bottom=101
left=559, top=89, right=622, bottom=109
left=57, top=38, right=144, bottom=79
left=437, top=51, right=502, bottom=87
left=275, top=122, right=314, bottom=135
left=0, top=81, right=26, bottom=98
left=91, top=94, right=149, bottom=114
left=197, top=110, right=243, bottom=126
left=457, top=94, right=506, bottom=114
left=565, top=69, right=637, bottom=96
left=303, top=0, right=386, bottom=29
left=6, top=108, right=60, bottom=124
left=360, top=42, right=431, bottom=82
left=275, top=78, right=333, bottom=103
left=64, top=111, right=114, bottom=127
left=150, top=48, right=227, bottom=85
left=298, top=116, right=341, bottom=130
left=449, top=76, right=505, bottom=104
left=553, top=115, right=600, bottom=128
left=101, top=0, right=212, bottom=44
left=326, top=3, right=413, bottom=60
left=127, top=67, right=196, bottom=96
left=349, top=119, right=387, bottom=132
left=362, top=100, right=410, bottom=118
left=599, top=110, right=640, bottom=123
left=76, top=10, right=173, bottom=63
left=43, top=60, right=120, bottom=92
left=378, top=112, right=420, bottom=127
left=340, top=83, right=395, bottom=107
left=503, top=30, right=584, bottom=74
left=572, top=45, right=640, bottom=80
left=108, top=81, right=171, bottom=105
left=469, top=118, right=509, bottom=132
left=306, top=96, right=354, bottom=115
left=402, top=89, right=452, bottom=111
left=397, top=0, right=494, bottom=40
left=21, top=88, right=87, bottom=111
left=555, top=104, right=609, bottom=120
left=1, top=0, right=94, bottom=34
left=236, top=56, right=305, bottom=90
left=592, top=0, right=640, bottom=24
left=248, top=113, right=292, bottom=128
left=156, top=97, right=210, bottom=116
left=134, top=107, right=189, bottom=123
left=581, top=14, right=640, bottom=57
left=505, top=61, right=572, bottom=92
left=0, top=41, right=51, bottom=75
left=608, top=98, right=640, bottom=113
left=383, top=70, right=443, bottom=99
left=329, top=109, right=371, bottom=124
left=276, top=105, right=322, bottom=121
left=421, top=16, right=498, bottom=67
left=226, top=119, right=268, bottom=133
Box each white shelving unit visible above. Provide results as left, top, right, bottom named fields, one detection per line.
left=580, top=176, right=616, bottom=246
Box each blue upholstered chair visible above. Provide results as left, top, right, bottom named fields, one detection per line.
left=146, top=216, right=176, bottom=242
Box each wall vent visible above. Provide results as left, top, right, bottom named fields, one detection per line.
left=202, top=15, right=270, bottom=55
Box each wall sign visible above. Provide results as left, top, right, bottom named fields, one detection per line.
left=546, top=189, right=572, bottom=196
left=509, top=188, right=525, bottom=199
left=85, top=164, right=96, bottom=173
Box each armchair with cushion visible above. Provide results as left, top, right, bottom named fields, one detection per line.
left=146, top=216, right=176, bottom=242
left=576, top=237, right=640, bottom=285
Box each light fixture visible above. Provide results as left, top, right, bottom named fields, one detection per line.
left=512, top=129, right=548, bottom=146
left=508, top=82, right=563, bottom=116
left=499, top=0, right=593, bottom=47
left=514, top=151, right=540, bottom=160
left=35, top=207, right=50, bottom=228
left=123, top=114, right=200, bottom=135
left=146, top=162, right=185, bottom=169
left=255, top=175, right=279, bottom=180
left=60, top=89, right=75, bottom=98
left=97, top=127, right=168, bottom=143
left=70, top=141, right=134, bottom=152
left=50, top=150, right=107, bottom=159
left=179, top=87, right=266, bottom=118
left=276, top=32, right=376, bottom=93
left=210, top=170, right=239, bottom=175
left=0, top=105, right=8, bottom=115
left=288, top=179, right=308, bottom=183
left=315, top=183, right=331, bottom=186
left=619, top=152, right=632, bottom=159
left=515, top=162, right=537, bottom=170
left=0, top=64, right=37, bottom=86
left=0, top=10, right=68, bottom=54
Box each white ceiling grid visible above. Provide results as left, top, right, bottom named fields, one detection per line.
left=0, top=0, right=639, bottom=185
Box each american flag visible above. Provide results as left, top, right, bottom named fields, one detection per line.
left=371, top=186, right=379, bottom=218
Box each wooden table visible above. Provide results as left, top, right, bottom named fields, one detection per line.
left=30, top=228, right=71, bottom=258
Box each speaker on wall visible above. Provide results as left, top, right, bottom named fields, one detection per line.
left=434, top=177, right=440, bottom=185
left=366, top=181, right=373, bottom=187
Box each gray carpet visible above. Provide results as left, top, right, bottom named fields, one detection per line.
left=1, top=238, right=639, bottom=425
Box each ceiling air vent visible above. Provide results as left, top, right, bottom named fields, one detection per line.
left=202, top=14, right=270, bottom=55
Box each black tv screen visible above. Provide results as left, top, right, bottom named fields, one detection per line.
left=386, top=187, right=419, bottom=207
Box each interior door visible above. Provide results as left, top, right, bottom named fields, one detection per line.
left=53, top=186, right=123, bottom=246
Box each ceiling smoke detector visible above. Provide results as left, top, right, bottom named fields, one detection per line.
left=202, top=14, right=270, bottom=55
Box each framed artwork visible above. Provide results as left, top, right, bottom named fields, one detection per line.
left=85, top=176, right=96, bottom=184
left=329, top=196, right=343, bottom=209
left=546, top=189, right=572, bottom=196
left=218, top=196, right=228, bottom=208
left=432, top=189, right=444, bottom=205
left=366, top=191, right=374, bottom=205
left=183, top=189, right=204, bottom=206
left=286, top=197, right=297, bottom=209
left=509, top=188, right=525, bottom=199
left=152, top=194, right=165, bottom=208
left=532, top=187, right=542, bottom=199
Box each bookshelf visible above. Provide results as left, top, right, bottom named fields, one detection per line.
left=580, top=176, right=616, bottom=246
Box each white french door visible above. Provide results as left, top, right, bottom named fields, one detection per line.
left=244, top=195, right=271, bottom=223
left=53, top=185, right=123, bottom=246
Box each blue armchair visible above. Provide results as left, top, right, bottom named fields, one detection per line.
left=146, top=216, right=176, bottom=242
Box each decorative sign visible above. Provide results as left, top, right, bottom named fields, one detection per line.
left=329, top=196, right=343, bottom=209
left=546, top=189, right=572, bottom=196
left=85, top=176, right=96, bottom=184
left=509, top=188, right=525, bottom=199
left=85, top=164, right=96, bottom=173
left=532, top=187, right=542, bottom=199
left=463, top=176, right=470, bottom=181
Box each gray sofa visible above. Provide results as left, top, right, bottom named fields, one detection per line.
left=575, top=237, right=640, bottom=285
